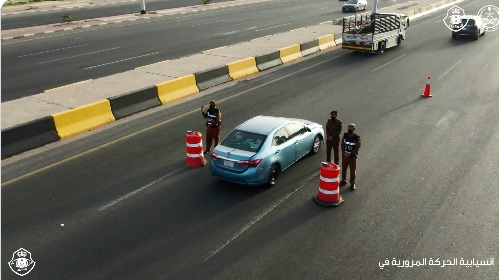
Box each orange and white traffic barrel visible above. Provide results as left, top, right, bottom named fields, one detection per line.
left=313, top=162, right=344, bottom=207
left=186, top=131, right=206, bottom=167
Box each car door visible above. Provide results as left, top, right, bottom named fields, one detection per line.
left=284, top=123, right=310, bottom=160
left=271, top=127, right=295, bottom=170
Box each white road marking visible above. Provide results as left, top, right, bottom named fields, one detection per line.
left=436, top=110, right=457, bottom=127
left=203, top=171, right=319, bottom=262
left=19, top=44, right=88, bottom=57
left=98, top=169, right=182, bottom=211
left=439, top=60, right=462, bottom=80
left=191, top=20, right=225, bottom=27
left=84, top=52, right=160, bottom=69
left=214, top=30, right=239, bottom=36
left=38, top=47, right=121, bottom=64
left=255, top=23, right=291, bottom=32
left=228, top=20, right=256, bottom=27
left=371, top=54, right=407, bottom=72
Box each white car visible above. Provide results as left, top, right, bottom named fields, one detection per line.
left=342, top=0, right=368, bottom=13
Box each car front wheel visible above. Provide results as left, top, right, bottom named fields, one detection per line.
left=311, top=135, right=321, bottom=154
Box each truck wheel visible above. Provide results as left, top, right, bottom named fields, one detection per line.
left=397, top=36, right=402, bottom=46
left=377, top=41, right=386, bottom=54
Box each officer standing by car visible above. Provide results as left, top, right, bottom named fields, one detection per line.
left=325, top=110, right=342, bottom=165
left=340, top=123, right=361, bottom=190
left=201, top=100, right=222, bottom=154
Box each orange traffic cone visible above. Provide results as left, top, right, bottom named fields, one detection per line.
left=421, top=76, right=432, bottom=97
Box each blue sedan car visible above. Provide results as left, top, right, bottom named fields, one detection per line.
left=210, top=116, right=324, bottom=186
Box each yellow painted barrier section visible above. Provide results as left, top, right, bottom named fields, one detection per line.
left=420, top=7, right=427, bottom=12
left=52, top=99, right=115, bottom=139
left=279, top=44, right=303, bottom=63
left=318, top=34, right=335, bottom=50
left=228, top=57, right=259, bottom=80
left=156, top=74, right=199, bottom=105
left=431, top=4, right=436, bottom=9
left=406, top=10, right=415, bottom=16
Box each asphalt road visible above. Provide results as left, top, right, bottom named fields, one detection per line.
left=2, top=0, right=499, bottom=279
left=1, top=0, right=409, bottom=102
left=0, top=0, right=236, bottom=29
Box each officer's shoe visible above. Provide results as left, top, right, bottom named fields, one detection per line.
left=339, top=180, right=347, bottom=186
left=350, top=184, right=356, bottom=191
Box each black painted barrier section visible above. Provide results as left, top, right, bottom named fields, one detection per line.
left=300, top=40, right=320, bottom=56
left=255, top=51, right=283, bottom=71
left=108, top=86, right=161, bottom=120
left=1, top=116, right=60, bottom=159
left=194, top=65, right=231, bottom=91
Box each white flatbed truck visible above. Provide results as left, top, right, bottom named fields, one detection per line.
left=342, top=13, right=409, bottom=54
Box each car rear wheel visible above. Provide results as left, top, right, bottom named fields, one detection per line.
left=267, top=164, right=280, bottom=186
left=311, top=135, right=321, bottom=154
left=474, top=30, right=480, bottom=40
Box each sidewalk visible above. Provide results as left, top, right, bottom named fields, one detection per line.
left=1, top=0, right=462, bottom=159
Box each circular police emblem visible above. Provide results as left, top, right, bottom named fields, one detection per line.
left=477, top=5, right=499, bottom=32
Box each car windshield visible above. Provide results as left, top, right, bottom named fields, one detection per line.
left=462, top=19, right=475, bottom=26
left=221, top=130, right=267, bottom=153
left=347, top=0, right=358, bottom=3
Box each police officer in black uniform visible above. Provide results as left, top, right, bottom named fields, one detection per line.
left=326, top=110, right=342, bottom=165
left=340, top=123, right=361, bottom=190
left=201, top=100, right=221, bottom=154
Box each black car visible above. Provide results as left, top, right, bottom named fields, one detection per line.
left=452, top=16, right=486, bottom=40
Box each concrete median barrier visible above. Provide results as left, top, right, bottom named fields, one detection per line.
left=406, top=10, right=415, bottom=16
left=255, top=51, right=282, bottom=71
left=157, top=74, right=200, bottom=105
left=52, top=100, right=115, bottom=139
left=279, top=44, right=303, bottom=63
left=300, top=40, right=320, bottom=57
left=1, top=116, right=60, bottom=159
left=108, top=86, right=161, bottom=120
left=318, top=34, right=336, bottom=50
left=227, top=57, right=259, bottom=80
left=195, top=65, right=231, bottom=91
